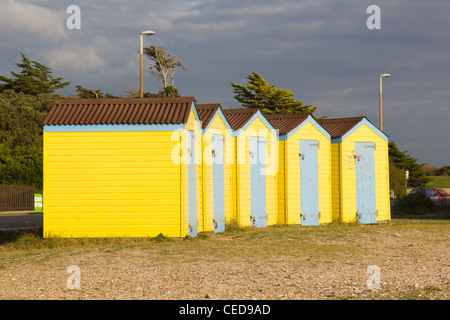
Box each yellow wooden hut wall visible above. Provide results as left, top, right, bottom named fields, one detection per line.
left=265, top=113, right=332, bottom=226
left=318, top=117, right=390, bottom=224
left=43, top=97, right=203, bottom=238
left=223, top=109, right=278, bottom=228
left=196, top=104, right=234, bottom=233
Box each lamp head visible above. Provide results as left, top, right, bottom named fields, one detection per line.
left=380, top=73, right=391, bottom=78
left=140, top=30, right=155, bottom=36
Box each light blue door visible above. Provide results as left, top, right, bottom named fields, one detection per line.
left=250, top=136, right=267, bottom=228
left=300, top=140, right=320, bottom=226
left=212, top=134, right=225, bottom=233
left=355, top=142, right=377, bottom=224
left=188, top=131, right=197, bottom=237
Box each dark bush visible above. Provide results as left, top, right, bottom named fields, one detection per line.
left=393, top=194, right=436, bottom=215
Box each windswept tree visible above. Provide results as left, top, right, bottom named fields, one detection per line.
left=0, top=52, right=70, bottom=95
left=389, top=141, right=430, bottom=188
left=123, top=86, right=180, bottom=98
left=231, top=71, right=317, bottom=114
left=143, top=45, right=186, bottom=89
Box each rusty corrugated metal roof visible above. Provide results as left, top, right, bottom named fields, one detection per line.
left=222, top=108, right=260, bottom=130
left=196, top=104, right=221, bottom=129
left=43, top=97, right=195, bottom=125
left=317, top=116, right=365, bottom=138
left=264, top=113, right=311, bottom=135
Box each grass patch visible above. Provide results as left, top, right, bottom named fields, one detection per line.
left=426, top=175, right=450, bottom=188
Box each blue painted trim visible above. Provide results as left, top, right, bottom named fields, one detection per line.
left=44, top=101, right=200, bottom=133
left=278, top=115, right=331, bottom=141
left=191, top=101, right=203, bottom=132
left=201, top=108, right=234, bottom=135
left=232, top=111, right=277, bottom=137
left=44, top=123, right=185, bottom=133
left=330, top=118, right=388, bottom=143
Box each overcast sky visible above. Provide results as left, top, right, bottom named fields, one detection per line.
left=1, top=0, right=449, bottom=167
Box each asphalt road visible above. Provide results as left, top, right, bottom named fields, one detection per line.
left=0, top=214, right=43, bottom=230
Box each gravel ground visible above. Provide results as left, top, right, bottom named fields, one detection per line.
left=0, top=223, right=448, bottom=300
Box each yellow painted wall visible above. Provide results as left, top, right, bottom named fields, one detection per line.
left=234, top=117, right=278, bottom=227
left=43, top=130, right=183, bottom=238
left=276, top=140, right=286, bottom=224
left=44, top=107, right=203, bottom=238
left=330, top=143, right=341, bottom=222
left=201, top=115, right=233, bottom=231
left=282, top=122, right=332, bottom=225
left=331, top=124, right=391, bottom=223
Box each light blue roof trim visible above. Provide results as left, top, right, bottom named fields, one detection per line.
left=232, top=110, right=277, bottom=137
left=44, top=123, right=185, bottom=133
left=191, top=101, right=203, bottom=131
left=330, top=118, right=388, bottom=143
left=202, top=107, right=234, bottom=135
left=278, top=115, right=331, bottom=141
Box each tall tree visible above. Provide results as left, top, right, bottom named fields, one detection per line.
left=0, top=52, right=70, bottom=95
left=389, top=141, right=430, bottom=188
left=143, top=45, right=186, bottom=88
left=231, top=71, right=317, bottom=114
left=123, top=86, right=180, bottom=98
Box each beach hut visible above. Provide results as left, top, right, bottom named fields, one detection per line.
left=318, top=117, right=390, bottom=224
left=43, top=97, right=203, bottom=238
left=265, top=113, right=332, bottom=226
left=222, top=108, right=278, bottom=228
left=196, top=104, right=233, bottom=233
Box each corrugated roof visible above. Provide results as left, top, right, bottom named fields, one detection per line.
left=196, top=104, right=221, bottom=129
left=43, top=97, right=195, bottom=125
left=317, top=116, right=365, bottom=138
left=222, top=108, right=260, bottom=130
left=264, top=113, right=311, bottom=135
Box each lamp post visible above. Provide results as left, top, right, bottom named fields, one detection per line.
left=140, top=30, right=155, bottom=98
left=379, top=73, right=391, bottom=131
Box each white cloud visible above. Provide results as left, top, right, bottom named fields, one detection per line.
left=46, top=43, right=105, bottom=72
left=0, top=0, right=66, bottom=40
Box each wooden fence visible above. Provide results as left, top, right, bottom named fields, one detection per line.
left=0, top=186, right=35, bottom=211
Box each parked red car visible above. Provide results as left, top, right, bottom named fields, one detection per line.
left=434, top=189, right=450, bottom=197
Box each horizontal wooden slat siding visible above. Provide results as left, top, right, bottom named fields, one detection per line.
left=330, top=143, right=341, bottom=222
left=284, top=122, right=332, bottom=225
left=339, top=124, right=390, bottom=223
left=44, top=130, right=183, bottom=238
left=277, top=141, right=286, bottom=224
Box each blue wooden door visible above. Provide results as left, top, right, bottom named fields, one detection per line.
left=355, top=142, right=377, bottom=224
left=188, top=131, right=197, bottom=237
left=212, top=134, right=225, bottom=233
left=300, top=140, right=320, bottom=226
left=250, top=136, right=267, bottom=228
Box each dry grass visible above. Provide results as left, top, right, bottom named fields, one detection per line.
left=0, top=218, right=448, bottom=300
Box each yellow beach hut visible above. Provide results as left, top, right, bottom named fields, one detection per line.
left=318, top=117, right=390, bottom=224
left=222, top=108, right=278, bottom=228
left=196, top=104, right=233, bottom=233
left=43, top=97, right=203, bottom=238
left=265, top=113, right=332, bottom=226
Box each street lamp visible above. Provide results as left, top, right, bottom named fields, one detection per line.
left=379, top=73, right=391, bottom=131
left=140, top=30, right=155, bottom=98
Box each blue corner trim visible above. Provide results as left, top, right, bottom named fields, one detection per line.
left=278, top=115, right=331, bottom=141
left=43, top=123, right=186, bottom=133
left=330, top=118, right=388, bottom=143
left=232, top=110, right=278, bottom=137
left=202, top=107, right=234, bottom=136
